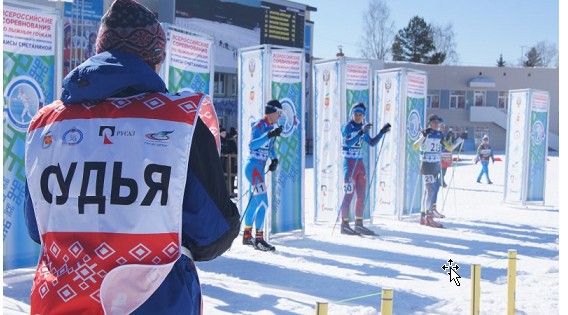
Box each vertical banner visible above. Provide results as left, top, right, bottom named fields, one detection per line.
left=344, top=61, right=372, bottom=219
left=374, top=68, right=425, bottom=219
left=504, top=90, right=529, bottom=203
left=3, top=6, right=57, bottom=269
left=526, top=91, right=549, bottom=202
left=304, top=21, right=314, bottom=139
left=161, top=25, right=219, bottom=151
left=403, top=71, right=427, bottom=216
left=238, top=48, right=265, bottom=215
left=163, top=26, right=213, bottom=95
left=270, top=50, right=304, bottom=234
left=374, top=70, right=401, bottom=215
left=313, top=60, right=342, bottom=222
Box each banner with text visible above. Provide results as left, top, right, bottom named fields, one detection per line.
left=403, top=71, right=427, bottom=215
left=238, top=49, right=265, bottom=215
left=313, top=60, right=342, bottom=222
left=3, top=6, right=57, bottom=269
left=164, top=26, right=213, bottom=95
left=162, top=25, right=219, bottom=151
left=374, top=70, right=401, bottom=216
left=270, top=50, right=304, bottom=234
left=345, top=61, right=372, bottom=219
left=526, top=91, right=549, bottom=202
left=374, top=68, right=425, bottom=219
left=504, top=90, right=529, bottom=203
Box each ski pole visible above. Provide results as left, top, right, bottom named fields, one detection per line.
left=359, top=135, right=386, bottom=221
left=441, top=141, right=464, bottom=214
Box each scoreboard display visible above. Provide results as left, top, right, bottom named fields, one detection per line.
left=260, top=2, right=305, bottom=48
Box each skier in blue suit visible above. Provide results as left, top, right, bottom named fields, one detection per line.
left=242, top=100, right=283, bottom=251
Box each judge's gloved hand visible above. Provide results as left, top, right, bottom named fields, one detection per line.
left=268, top=126, right=283, bottom=138
left=268, top=158, right=279, bottom=172
left=379, top=123, right=391, bottom=134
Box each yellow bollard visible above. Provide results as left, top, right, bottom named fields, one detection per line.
left=381, top=288, right=393, bottom=315
left=315, top=301, right=328, bottom=315
left=470, top=264, right=481, bottom=315
left=507, top=250, right=517, bottom=315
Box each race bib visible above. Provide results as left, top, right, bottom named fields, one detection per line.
left=424, top=174, right=437, bottom=184
left=343, top=180, right=354, bottom=194
left=253, top=182, right=267, bottom=195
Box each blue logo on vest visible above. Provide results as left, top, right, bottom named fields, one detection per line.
left=62, top=128, right=83, bottom=145
left=3, top=76, right=44, bottom=131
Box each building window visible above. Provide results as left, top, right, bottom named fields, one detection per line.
left=498, top=91, right=508, bottom=110
left=427, top=90, right=440, bottom=108
left=450, top=90, right=466, bottom=109
left=474, top=90, right=485, bottom=106
left=230, top=74, right=237, bottom=96
left=214, top=73, right=225, bottom=96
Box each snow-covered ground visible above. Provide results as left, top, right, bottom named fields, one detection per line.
left=3, top=152, right=560, bottom=314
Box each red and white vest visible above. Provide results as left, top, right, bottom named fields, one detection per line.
left=25, top=92, right=204, bottom=314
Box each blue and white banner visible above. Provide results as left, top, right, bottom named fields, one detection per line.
left=313, top=60, right=342, bottom=222
left=3, top=6, right=58, bottom=269
left=374, top=68, right=426, bottom=219
left=374, top=70, right=401, bottom=216
left=270, top=50, right=304, bottom=234
left=526, top=91, right=549, bottom=202
left=504, top=90, right=529, bottom=203
left=403, top=71, right=427, bottom=216
left=505, top=89, right=549, bottom=204
left=238, top=48, right=265, bottom=215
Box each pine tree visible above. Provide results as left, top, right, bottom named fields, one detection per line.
left=496, top=54, right=506, bottom=67
left=523, top=47, right=543, bottom=67
left=391, top=16, right=444, bottom=64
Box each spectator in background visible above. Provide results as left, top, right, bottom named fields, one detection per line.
left=86, top=32, right=97, bottom=58
left=475, top=134, right=495, bottom=184
left=220, top=127, right=230, bottom=155
left=220, top=127, right=237, bottom=196
left=228, top=127, right=238, bottom=154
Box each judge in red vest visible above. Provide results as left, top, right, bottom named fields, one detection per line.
left=24, top=1, right=240, bottom=314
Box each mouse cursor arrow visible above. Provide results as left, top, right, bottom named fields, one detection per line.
left=448, top=267, right=461, bottom=286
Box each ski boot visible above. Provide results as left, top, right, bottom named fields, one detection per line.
left=242, top=227, right=255, bottom=246
left=340, top=220, right=358, bottom=235
left=423, top=213, right=444, bottom=228
left=354, top=219, right=377, bottom=236
left=430, top=204, right=445, bottom=218
left=254, top=231, right=275, bottom=252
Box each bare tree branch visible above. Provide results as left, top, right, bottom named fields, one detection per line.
left=359, top=0, right=395, bottom=60
left=431, top=23, right=459, bottom=65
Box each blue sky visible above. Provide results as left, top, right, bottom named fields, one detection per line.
left=300, top=0, right=559, bottom=67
